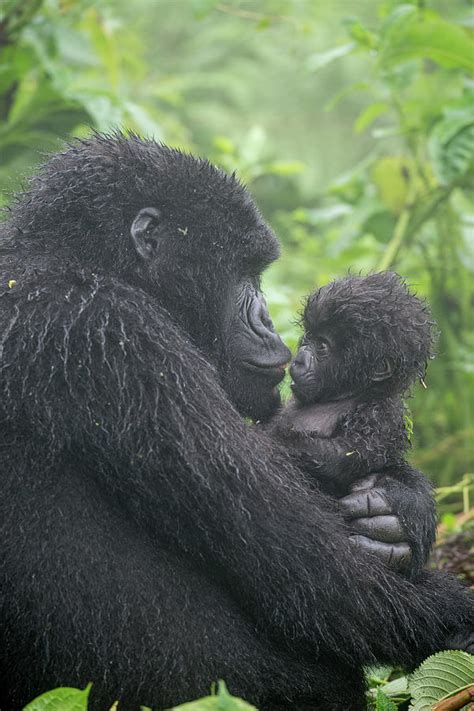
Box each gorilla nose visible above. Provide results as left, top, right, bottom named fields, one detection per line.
left=290, top=347, right=313, bottom=380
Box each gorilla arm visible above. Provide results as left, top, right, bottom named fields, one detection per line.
left=334, top=402, right=437, bottom=576
left=3, top=276, right=470, bottom=668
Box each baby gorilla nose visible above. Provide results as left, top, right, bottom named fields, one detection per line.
left=290, top=346, right=314, bottom=382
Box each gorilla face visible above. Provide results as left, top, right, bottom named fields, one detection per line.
left=130, top=207, right=290, bottom=423
left=289, top=329, right=394, bottom=405
left=223, top=279, right=290, bottom=422
left=289, top=334, right=343, bottom=405
left=289, top=272, right=436, bottom=407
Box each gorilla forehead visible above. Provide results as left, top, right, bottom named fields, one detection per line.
left=306, top=273, right=429, bottom=332
left=14, top=132, right=279, bottom=270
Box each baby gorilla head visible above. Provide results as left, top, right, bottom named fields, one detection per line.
left=290, top=272, right=436, bottom=405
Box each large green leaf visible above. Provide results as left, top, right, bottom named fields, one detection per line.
left=429, top=107, right=474, bottom=185
left=379, top=6, right=474, bottom=73
left=23, top=684, right=91, bottom=711
left=408, top=650, right=474, bottom=711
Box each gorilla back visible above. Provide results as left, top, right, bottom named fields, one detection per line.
left=0, top=134, right=472, bottom=710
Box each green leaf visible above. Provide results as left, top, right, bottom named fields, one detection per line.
left=380, top=675, right=409, bottom=698
left=266, top=160, right=305, bottom=176
left=429, top=111, right=474, bottom=185
left=23, top=684, right=91, bottom=711
left=372, top=156, right=413, bottom=214
left=408, top=650, right=474, bottom=711
left=375, top=689, right=398, bottom=711
left=440, top=511, right=458, bottom=532
left=363, top=211, right=397, bottom=244
left=379, top=7, right=474, bottom=73
left=354, top=102, right=389, bottom=134
left=170, top=680, right=257, bottom=710
left=348, top=21, right=378, bottom=49
left=306, top=43, right=355, bottom=72
left=324, top=81, right=370, bottom=112
left=365, top=665, right=395, bottom=685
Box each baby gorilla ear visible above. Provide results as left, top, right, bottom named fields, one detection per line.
left=372, top=358, right=393, bottom=382
left=131, top=207, right=161, bottom=261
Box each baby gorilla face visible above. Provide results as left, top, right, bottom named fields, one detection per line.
left=289, top=334, right=341, bottom=404
left=294, top=273, right=436, bottom=406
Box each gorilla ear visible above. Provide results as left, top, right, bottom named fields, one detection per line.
left=131, top=207, right=161, bottom=261
left=372, top=358, right=393, bottom=382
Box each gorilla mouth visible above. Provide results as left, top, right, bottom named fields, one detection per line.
left=242, top=360, right=287, bottom=385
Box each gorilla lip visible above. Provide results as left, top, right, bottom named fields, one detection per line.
left=242, top=360, right=287, bottom=384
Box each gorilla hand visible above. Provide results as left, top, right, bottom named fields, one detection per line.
left=339, top=475, right=413, bottom=574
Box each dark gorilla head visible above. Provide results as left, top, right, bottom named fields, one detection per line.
left=290, top=272, right=436, bottom=404
left=12, top=133, right=290, bottom=421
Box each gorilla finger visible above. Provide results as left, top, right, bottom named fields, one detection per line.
left=339, top=488, right=391, bottom=518
left=349, top=536, right=412, bottom=570
left=445, top=632, right=474, bottom=655
left=349, top=474, right=378, bottom=492
left=351, top=515, right=406, bottom=543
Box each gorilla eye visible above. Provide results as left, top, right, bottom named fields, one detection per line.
left=315, top=338, right=330, bottom=359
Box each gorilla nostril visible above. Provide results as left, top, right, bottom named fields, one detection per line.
left=290, top=349, right=313, bottom=382
left=292, top=347, right=313, bottom=372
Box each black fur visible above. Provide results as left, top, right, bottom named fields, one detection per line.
left=0, top=135, right=472, bottom=711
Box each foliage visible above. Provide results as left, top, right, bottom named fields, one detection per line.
left=408, top=650, right=474, bottom=711
left=0, top=0, right=473, bottom=489
left=22, top=681, right=257, bottom=711
left=261, top=0, right=474, bottom=488
left=22, top=653, right=474, bottom=709
left=365, top=651, right=474, bottom=710
left=23, top=683, right=92, bottom=711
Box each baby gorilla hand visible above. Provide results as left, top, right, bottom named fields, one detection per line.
left=339, top=475, right=412, bottom=572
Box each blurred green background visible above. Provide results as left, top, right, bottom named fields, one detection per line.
left=0, top=0, right=473, bottom=495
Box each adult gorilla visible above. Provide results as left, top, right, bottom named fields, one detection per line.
left=0, top=135, right=471, bottom=711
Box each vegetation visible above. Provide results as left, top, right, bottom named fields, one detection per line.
left=20, top=652, right=474, bottom=710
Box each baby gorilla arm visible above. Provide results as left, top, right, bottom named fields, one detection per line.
left=269, top=399, right=391, bottom=494
left=272, top=428, right=374, bottom=495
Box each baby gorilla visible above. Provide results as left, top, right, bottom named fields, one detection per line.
left=270, top=272, right=435, bottom=498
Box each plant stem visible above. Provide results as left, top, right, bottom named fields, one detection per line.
left=377, top=182, right=416, bottom=271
